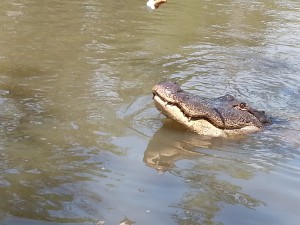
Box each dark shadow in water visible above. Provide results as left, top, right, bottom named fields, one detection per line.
left=144, top=120, right=265, bottom=224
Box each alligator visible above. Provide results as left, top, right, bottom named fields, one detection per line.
left=152, top=81, right=272, bottom=137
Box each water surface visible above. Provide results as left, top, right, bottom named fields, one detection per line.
left=0, top=0, right=300, bottom=224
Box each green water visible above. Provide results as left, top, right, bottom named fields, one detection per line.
left=0, top=0, right=300, bottom=224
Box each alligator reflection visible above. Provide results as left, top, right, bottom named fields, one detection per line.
left=144, top=120, right=264, bottom=224
left=144, top=120, right=203, bottom=172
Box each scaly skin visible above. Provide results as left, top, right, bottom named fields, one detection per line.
left=152, top=81, right=272, bottom=137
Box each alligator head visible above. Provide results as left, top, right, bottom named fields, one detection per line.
left=152, top=81, right=272, bottom=137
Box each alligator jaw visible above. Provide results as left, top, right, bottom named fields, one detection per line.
left=153, top=94, right=261, bottom=137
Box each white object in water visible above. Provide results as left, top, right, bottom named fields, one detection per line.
left=146, top=0, right=156, bottom=9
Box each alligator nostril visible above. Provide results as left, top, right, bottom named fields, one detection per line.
left=225, top=95, right=234, bottom=101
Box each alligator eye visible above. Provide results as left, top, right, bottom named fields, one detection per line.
left=239, top=102, right=247, bottom=110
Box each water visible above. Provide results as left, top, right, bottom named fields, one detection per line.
left=0, top=0, right=300, bottom=224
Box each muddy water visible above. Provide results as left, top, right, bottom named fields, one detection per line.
left=0, top=0, right=300, bottom=224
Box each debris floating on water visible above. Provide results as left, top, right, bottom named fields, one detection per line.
left=146, top=0, right=167, bottom=10
left=119, top=217, right=135, bottom=225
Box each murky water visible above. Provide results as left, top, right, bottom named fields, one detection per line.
left=0, top=0, right=300, bottom=224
